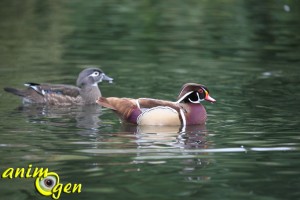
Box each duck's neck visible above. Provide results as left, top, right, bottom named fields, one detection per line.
left=80, top=85, right=101, bottom=104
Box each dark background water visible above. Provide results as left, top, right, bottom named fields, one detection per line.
left=0, top=1, right=300, bottom=200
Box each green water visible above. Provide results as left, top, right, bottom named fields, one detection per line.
left=0, top=1, right=300, bottom=200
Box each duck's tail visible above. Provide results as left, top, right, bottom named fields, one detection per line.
left=3, top=87, right=26, bottom=97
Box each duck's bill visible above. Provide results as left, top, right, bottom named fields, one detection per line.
left=101, top=74, right=114, bottom=83
left=205, top=95, right=216, bottom=103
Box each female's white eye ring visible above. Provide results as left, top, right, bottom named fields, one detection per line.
left=92, top=72, right=99, bottom=76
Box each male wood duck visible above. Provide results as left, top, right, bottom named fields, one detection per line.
left=4, top=67, right=113, bottom=105
left=96, top=83, right=216, bottom=126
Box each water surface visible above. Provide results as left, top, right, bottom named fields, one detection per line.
left=0, top=1, right=300, bottom=200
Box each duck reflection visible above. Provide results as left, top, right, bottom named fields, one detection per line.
left=74, top=105, right=102, bottom=129
left=15, top=104, right=102, bottom=135
left=120, top=124, right=212, bottom=183
left=121, top=123, right=209, bottom=149
left=16, top=104, right=213, bottom=183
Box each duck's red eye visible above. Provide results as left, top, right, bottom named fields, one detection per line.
left=198, top=89, right=203, bottom=93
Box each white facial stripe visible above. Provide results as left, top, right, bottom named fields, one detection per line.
left=188, top=98, right=198, bottom=103
left=188, top=92, right=202, bottom=103
left=177, top=85, right=188, bottom=99
left=176, top=91, right=194, bottom=103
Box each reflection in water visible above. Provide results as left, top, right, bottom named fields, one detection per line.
left=180, top=157, right=212, bottom=183
left=13, top=103, right=213, bottom=183
left=121, top=123, right=209, bottom=149
left=75, top=105, right=102, bottom=129
left=120, top=123, right=212, bottom=183
left=1, top=1, right=300, bottom=199
left=16, top=104, right=103, bottom=135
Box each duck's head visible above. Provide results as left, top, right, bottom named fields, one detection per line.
left=176, top=83, right=216, bottom=103
left=76, top=67, right=113, bottom=87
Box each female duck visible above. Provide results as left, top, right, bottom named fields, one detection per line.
left=4, top=67, right=113, bottom=105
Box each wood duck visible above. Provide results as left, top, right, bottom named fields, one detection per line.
left=96, top=83, right=216, bottom=126
left=4, top=67, right=113, bottom=105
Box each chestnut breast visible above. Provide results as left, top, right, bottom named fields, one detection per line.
left=180, top=103, right=207, bottom=125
